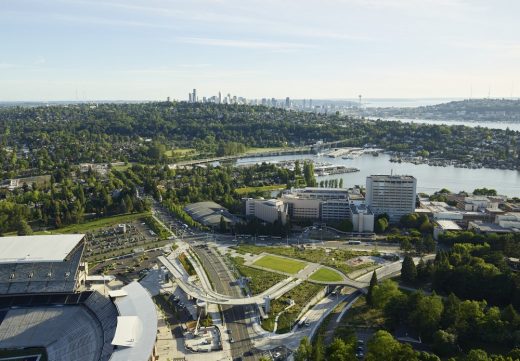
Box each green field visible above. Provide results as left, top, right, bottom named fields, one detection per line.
left=309, top=267, right=344, bottom=282
left=234, top=184, right=286, bottom=195
left=230, top=256, right=286, bottom=295
left=243, top=146, right=286, bottom=155
left=253, top=254, right=306, bottom=274
left=35, top=212, right=150, bottom=235
left=164, top=148, right=196, bottom=157
left=234, top=244, right=372, bottom=276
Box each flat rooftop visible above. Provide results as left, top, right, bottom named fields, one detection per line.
left=435, top=220, right=462, bottom=230
left=0, top=234, right=85, bottom=264
left=368, top=174, right=416, bottom=181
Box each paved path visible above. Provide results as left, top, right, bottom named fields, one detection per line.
left=159, top=245, right=304, bottom=305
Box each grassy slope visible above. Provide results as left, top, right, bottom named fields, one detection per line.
left=253, top=254, right=307, bottom=274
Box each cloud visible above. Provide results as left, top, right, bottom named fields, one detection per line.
left=176, top=37, right=315, bottom=51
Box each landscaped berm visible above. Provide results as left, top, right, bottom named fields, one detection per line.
left=309, top=267, right=344, bottom=282
left=253, top=254, right=307, bottom=274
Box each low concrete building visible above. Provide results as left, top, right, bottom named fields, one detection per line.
left=468, top=220, right=519, bottom=234
left=281, top=187, right=351, bottom=221
left=496, top=212, right=520, bottom=229
left=433, top=220, right=462, bottom=240
left=350, top=204, right=374, bottom=233
left=244, top=198, right=288, bottom=224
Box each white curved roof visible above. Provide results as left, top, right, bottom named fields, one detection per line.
left=110, top=281, right=158, bottom=361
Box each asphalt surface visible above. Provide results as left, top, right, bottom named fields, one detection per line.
left=193, top=245, right=260, bottom=361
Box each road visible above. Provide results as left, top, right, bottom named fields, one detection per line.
left=192, top=245, right=260, bottom=361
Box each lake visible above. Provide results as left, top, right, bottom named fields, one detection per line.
left=237, top=153, right=520, bottom=197
left=372, top=117, right=520, bottom=132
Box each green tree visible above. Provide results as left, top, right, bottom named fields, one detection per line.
left=366, top=271, right=378, bottom=306
left=295, top=336, right=312, bottom=361
left=312, top=335, right=325, bottom=361
left=372, top=279, right=402, bottom=309
left=401, top=255, right=417, bottom=284
left=366, top=330, right=415, bottom=361
left=465, top=349, right=491, bottom=361
left=337, top=219, right=353, bottom=232
left=375, top=217, right=388, bottom=234
left=16, top=218, right=33, bottom=236
left=432, top=330, right=458, bottom=357
left=409, top=293, right=444, bottom=338
left=326, top=337, right=354, bottom=361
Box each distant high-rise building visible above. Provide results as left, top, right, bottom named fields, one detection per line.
left=192, top=89, right=197, bottom=103
left=365, top=175, right=417, bottom=223
left=167, top=96, right=170, bottom=102
left=188, top=93, right=192, bottom=103
left=303, top=99, right=306, bottom=108
left=218, top=91, right=222, bottom=104
left=285, top=97, right=290, bottom=108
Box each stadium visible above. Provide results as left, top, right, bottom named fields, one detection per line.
left=0, top=235, right=158, bottom=361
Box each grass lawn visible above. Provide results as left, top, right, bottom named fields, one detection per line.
left=253, top=254, right=307, bottom=274
left=243, top=146, right=286, bottom=155
left=339, top=296, right=385, bottom=328
left=34, top=212, right=150, bottom=235
left=164, top=148, right=196, bottom=157
left=235, top=244, right=371, bottom=276
left=111, top=162, right=134, bottom=171
left=262, top=281, right=324, bottom=333
left=309, top=267, right=344, bottom=282
left=230, top=256, right=286, bottom=295
left=234, top=184, right=286, bottom=195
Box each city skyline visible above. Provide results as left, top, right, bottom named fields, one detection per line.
left=1, top=0, right=520, bottom=101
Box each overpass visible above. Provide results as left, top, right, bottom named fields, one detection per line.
left=158, top=255, right=303, bottom=305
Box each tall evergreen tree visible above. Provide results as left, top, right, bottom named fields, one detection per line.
left=367, top=271, right=378, bottom=306
left=312, top=335, right=325, bottom=361
left=401, top=255, right=417, bottom=284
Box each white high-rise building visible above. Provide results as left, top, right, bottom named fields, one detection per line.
left=218, top=91, right=222, bottom=104
left=192, top=88, right=197, bottom=103
left=365, top=175, right=417, bottom=223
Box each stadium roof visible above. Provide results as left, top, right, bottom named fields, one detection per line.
left=110, top=281, right=158, bottom=361
left=0, top=234, right=85, bottom=264
left=112, top=316, right=140, bottom=347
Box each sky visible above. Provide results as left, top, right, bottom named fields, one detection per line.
left=1, top=0, right=520, bottom=101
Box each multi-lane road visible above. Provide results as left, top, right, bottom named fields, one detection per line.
left=193, top=245, right=259, bottom=361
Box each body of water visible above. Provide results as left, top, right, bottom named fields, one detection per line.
left=361, top=98, right=462, bottom=108
left=372, top=117, right=520, bottom=132
left=237, top=153, right=520, bottom=197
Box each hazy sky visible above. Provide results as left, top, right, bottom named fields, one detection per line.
left=1, top=0, right=519, bottom=100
